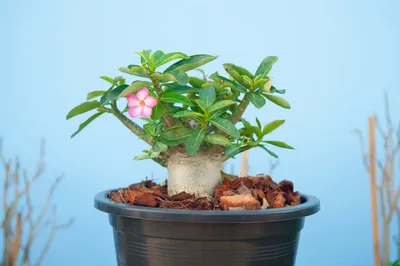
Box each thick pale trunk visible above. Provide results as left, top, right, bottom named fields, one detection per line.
left=167, top=152, right=223, bottom=199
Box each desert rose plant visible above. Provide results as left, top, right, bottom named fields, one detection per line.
left=67, top=50, right=293, bottom=199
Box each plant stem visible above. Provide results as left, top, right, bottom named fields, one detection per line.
left=229, top=94, right=250, bottom=125
left=110, top=103, right=153, bottom=146
left=110, top=102, right=167, bottom=168
left=150, top=78, right=178, bottom=128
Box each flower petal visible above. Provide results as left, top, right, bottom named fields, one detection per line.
left=128, top=106, right=143, bottom=118
left=127, top=94, right=139, bottom=107
left=144, top=96, right=157, bottom=108
left=141, top=106, right=153, bottom=118
left=136, top=88, right=149, bottom=101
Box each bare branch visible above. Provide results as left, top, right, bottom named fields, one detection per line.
left=35, top=207, right=73, bottom=266
left=1, top=141, right=73, bottom=266
left=353, top=129, right=370, bottom=171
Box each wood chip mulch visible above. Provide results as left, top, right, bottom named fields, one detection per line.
left=108, top=174, right=301, bottom=210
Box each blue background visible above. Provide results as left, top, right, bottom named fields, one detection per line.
left=1, top=0, right=399, bottom=265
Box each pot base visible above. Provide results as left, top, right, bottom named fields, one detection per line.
left=111, top=215, right=303, bottom=266
left=95, top=191, right=320, bottom=266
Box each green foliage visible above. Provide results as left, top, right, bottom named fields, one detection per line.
left=386, top=260, right=400, bottom=266
left=199, top=86, right=216, bottom=108
left=68, top=49, right=294, bottom=160
left=66, top=101, right=100, bottom=119
left=70, top=112, right=104, bottom=138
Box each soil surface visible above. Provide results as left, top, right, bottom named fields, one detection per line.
left=108, top=174, right=301, bottom=210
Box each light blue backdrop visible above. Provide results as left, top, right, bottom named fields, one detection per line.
left=1, top=0, right=399, bottom=265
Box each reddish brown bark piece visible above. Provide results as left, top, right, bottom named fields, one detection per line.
left=220, top=194, right=261, bottom=210
left=123, top=189, right=136, bottom=204
left=169, top=192, right=195, bottom=201
left=256, top=190, right=266, bottom=200
left=241, top=177, right=254, bottom=189
left=279, top=180, right=294, bottom=194
left=287, top=191, right=301, bottom=206
left=135, top=193, right=157, bottom=207
left=270, top=192, right=286, bottom=208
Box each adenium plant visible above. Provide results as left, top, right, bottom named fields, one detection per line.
left=67, top=50, right=293, bottom=199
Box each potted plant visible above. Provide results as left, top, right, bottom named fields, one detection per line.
left=67, top=50, right=320, bottom=266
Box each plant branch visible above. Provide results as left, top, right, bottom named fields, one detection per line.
left=229, top=94, right=250, bottom=125
left=110, top=102, right=167, bottom=168
left=110, top=102, right=153, bottom=146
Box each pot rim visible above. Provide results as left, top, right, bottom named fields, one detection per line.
left=94, top=189, right=320, bottom=223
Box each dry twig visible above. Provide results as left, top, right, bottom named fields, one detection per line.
left=355, top=92, right=400, bottom=265
left=1, top=140, right=73, bottom=266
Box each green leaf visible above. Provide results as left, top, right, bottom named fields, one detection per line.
left=210, top=118, right=240, bottom=139
left=100, top=84, right=129, bottom=106
left=119, top=66, right=149, bottom=78
left=173, top=110, right=204, bottom=118
left=157, top=132, right=186, bottom=146
left=194, top=99, right=207, bottom=113
left=209, top=73, right=247, bottom=93
left=70, top=112, right=103, bottom=138
left=253, top=77, right=270, bottom=89
left=241, top=75, right=252, bottom=87
left=251, top=126, right=263, bottom=138
left=199, top=86, right=216, bottom=108
left=153, top=141, right=168, bottom=152
left=270, top=86, right=286, bottom=94
left=155, top=52, right=189, bottom=67
left=164, top=84, right=199, bottom=94
left=241, top=118, right=252, bottom=128
left=164, top=54, right=218, bottom=73
left=204, top=134, right=231, bottom=146
left=185, top=128, right=205, bottom=156
left=189, top=77, right=206, bottom=88
left=118, top=81, right=152, bottom=98
left=149, top=151, right=161, bottom=158
left=134, top=154, right=151, bottom=160
left=223, top=63, right=251, bottom=88
left=113, top=76, right=124, bottom=85
left=259, top=145, right=278, bottom=158
left=255, top=117, right=262, bottom=129
left=168, top=70, right=189, bottom=85
left=143, top=123, right=156, bottom=136
left=136, top=50, right=152, bottom=65
left=263, top=140, right=294, bottom=149
left=66, top=101, right=100, bottom=119
left=209, top=100, right=236, bottom=113
left=100, top=76, right=114, bottom=84
left=224, top=145, right=248, bottom=157
left=255, top=56, right=279, bottom=79
left=151, top=103, right=163, bottom=120
left=152, top=50, right=165, bottom=66
left=235, top=65, right=254, bottom=79
left=248, top=93, right=266, bottom=109
left=209, top=107, right=229, bottom=120
left=263, top=120, right=285, bottom=135
left=160, top=92, right=194, bottom=106
left=158, top=127, right=194, bottom=146
left=151, top=70, right=189, bottom=85
left=264, top=94, right=291, bottom=109
left=87, top=90, right=105, bottom=100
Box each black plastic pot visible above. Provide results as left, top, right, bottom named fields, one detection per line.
left=94, top=190, right=320, bottom=266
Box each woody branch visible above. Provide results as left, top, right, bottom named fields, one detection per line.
left=1, top=140, right=73, bottom=266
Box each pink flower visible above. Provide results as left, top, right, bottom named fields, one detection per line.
left=126, top=88, right=157, bottom=118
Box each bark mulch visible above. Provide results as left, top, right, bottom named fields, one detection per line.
left=108, top=174, right=301, bottom=210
